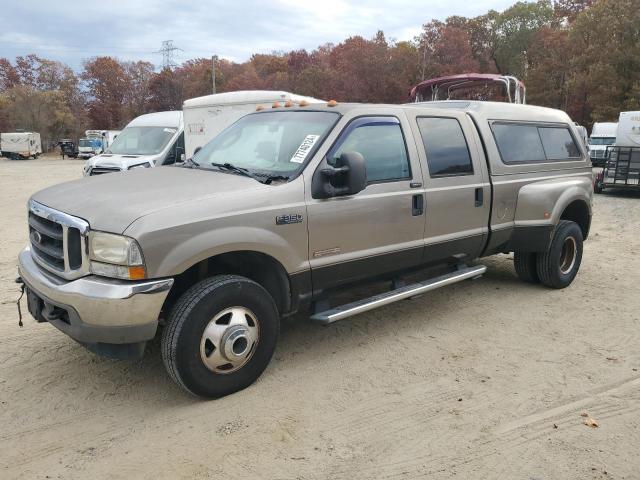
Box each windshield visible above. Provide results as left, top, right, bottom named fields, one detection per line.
left=192, top=111, right=339, bottom=176
left=107, top=126, right=177, bottom=155
left=589, top=137, right=615, bottom=146
left=79, top=138, right=100, bottom=148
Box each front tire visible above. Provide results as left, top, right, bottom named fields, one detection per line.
left=162, top=274, right=279, bottom=398
left=536, top=221, right=583, bottom=289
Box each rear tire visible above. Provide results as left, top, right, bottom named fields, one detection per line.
left=536, top=220, right=583, bottom=289
left=514, top=252, right=539, bottom=283
left=162, top=274, right=279, bottom=398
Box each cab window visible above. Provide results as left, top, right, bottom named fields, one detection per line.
left=330, top=117, right=410, bottom=183
left=417, top=117, right=474, bottom=177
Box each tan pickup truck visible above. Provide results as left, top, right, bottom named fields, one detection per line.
left=18, top=100, right=593, bottom=398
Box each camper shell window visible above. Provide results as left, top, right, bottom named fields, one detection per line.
left=490, top=121, right=581, bottom=164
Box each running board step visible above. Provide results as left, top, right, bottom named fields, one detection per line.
left=310, top=264, right=487, bottom=324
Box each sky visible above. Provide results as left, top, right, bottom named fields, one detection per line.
left=1, top=0, right=516, bottom=70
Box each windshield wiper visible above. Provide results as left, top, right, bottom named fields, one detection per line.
left=179, top=157, right=200, bottom=169
left=251, top=172, right=290, bottom=184
left=209, top=162, right=264, bottom=183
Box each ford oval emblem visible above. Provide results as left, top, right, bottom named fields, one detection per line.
left=32, top=231, right=42, bottom=244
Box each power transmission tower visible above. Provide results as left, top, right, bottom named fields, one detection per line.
left=157, top=40, right=182, bottom=70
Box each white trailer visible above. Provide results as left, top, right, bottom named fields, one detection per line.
left=183, top=90, right=324, bottom=158
left=615, top=112, right=640, bottom=147
left=596, top=112, right=640, bottom=192
left=0, top=132, right=42, bottom=160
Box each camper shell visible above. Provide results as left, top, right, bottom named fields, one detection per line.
left=83, top=112, right=183, bottom=176
left=183, top=90, right=323, bottom=158
left=1, top=132, right=42, bottom=160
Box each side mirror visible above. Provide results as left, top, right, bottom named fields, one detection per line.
left=312, top=152, right=367, bottom=199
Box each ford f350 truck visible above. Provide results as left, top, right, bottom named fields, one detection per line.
left=18, top=100, right=593, bottom=398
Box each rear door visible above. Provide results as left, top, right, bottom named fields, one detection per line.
left=407, top=111, right=491, bottom=264
left=305, top=112, right=427, bottom=293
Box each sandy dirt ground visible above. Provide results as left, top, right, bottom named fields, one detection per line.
left=1, top=156, right=639, bottom=480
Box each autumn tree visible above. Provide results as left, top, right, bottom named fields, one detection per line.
left=82, top=56, right=130, bottom=128
left=570, top=0, right=640, bottom=122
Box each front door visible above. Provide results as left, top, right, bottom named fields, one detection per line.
left=305, top=114, right=427, bottom=295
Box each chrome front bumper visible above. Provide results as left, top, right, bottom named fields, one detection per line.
left=18, top=247, right=173, bottom=350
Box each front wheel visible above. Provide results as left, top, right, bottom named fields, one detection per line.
left=162, top=274, right=279, bottom=398
left=536, top=220, right=583, bottom=289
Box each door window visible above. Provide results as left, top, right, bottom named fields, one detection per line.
left=417, top=117, right=474, bottom=177
left=330, top=118, right=410, bottom=183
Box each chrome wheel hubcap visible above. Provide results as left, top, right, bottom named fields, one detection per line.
left=200, top=307, right=259, bottom=374
left=559, top=236, right=577, bottom=275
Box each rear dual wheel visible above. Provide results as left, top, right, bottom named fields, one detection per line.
left=514, top=220, right=583, bottom=289
left=162, top=274, right=279, bottom=398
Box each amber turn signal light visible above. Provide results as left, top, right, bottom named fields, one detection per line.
left=128, top=266, right=146, bottom=280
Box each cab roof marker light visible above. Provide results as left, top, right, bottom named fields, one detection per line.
left=327, top=100, right=338, bottom=107
left=298, top=100, right=309, bottom=107
left=256, top=105, right=264, bottom=111
left=272, top=101, right=281, bottom=108
left=284, top=100, right=293, bottom=107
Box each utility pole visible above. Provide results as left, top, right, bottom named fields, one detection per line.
left=157, top=40, right=182, bottom=70
left=211, top=55, right=217, bottom=94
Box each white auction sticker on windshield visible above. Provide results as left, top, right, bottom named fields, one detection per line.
left=290, top=134, right=320, bottom=163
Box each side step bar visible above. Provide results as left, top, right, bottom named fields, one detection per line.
left=310, top=264, right=487, bottom=324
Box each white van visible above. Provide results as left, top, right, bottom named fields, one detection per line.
left=0, top=132, right=42, bottom=159
left=588, top=122, right=617, bottom=166
left=83, top=112, right=183, bottom=176
left=183, top=90, right=323, bottom=158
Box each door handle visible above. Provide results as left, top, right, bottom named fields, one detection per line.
left=474, top=187, right=483, bottom=207
left=412, top=194, right=424, bottom=216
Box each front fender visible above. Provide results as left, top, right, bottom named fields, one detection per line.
left=142, top=225, right=309, bottom=278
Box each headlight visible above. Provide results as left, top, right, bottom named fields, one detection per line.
left=89, top=232, right=146, bottom=280
left=128, top=163, right=150, bottom=170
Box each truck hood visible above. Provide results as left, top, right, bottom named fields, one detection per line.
left=31, top=167, right=268, bottom=233
left=84, top=153, right=163, bottom=172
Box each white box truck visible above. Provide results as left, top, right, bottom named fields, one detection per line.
left=183, top=90, right=323, bottom=158
left=78, top=130, right=121, bottom=159
left=588, top=122, right=617, bottom=166
left=0, top=132, right=42, bottom=160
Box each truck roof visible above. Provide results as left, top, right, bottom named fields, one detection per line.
left=127, top=111, right=183, bottom=128
left=254, top=100, right=574, bottom=125
left=184, top=90, right=323, bottom=109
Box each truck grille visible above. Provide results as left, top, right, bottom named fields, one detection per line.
left=90, top=166, right=121, bottom=175
left=28, top=201, right=90, bottom=280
